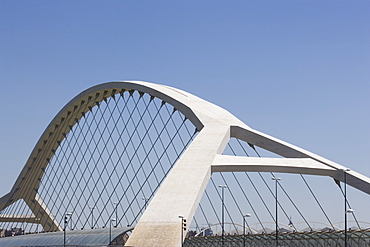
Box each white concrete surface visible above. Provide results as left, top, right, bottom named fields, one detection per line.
left=0, top=81, right=369, bottom=246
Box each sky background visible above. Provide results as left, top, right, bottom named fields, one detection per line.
left=0, top=0, right=369, bottom=226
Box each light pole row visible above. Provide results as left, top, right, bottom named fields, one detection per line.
left=65, top=197, right=152, bottom=231
left=62, top=198, right=150, bottom=246
left=218, top=179, right=280, bottom=247
left=63, top=172, right=354, bottom=247
left=65, top=213, right=117, bottom=245
left=89, top=201, right=122, bottom=230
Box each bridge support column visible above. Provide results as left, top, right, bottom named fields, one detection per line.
left=125, top=124, right=230, bottom=247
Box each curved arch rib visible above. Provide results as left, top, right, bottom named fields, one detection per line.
left=0, top=81, right=241, bottom=237
left=231, top=126, right=370, bottom=195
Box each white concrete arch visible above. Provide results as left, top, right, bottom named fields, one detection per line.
left=0, top=81, right=368, bottom=247
left=0, top=80, right=241, bottom=233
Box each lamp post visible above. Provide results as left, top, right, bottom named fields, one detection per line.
left=64, top=212, right=72, bottom=247
left=67, top=212, right=73, bottom=230
left=243, top=214, right=252, bottom=247
left=271, top=177, right=281, bottom=247
left=142, top=197, right=149, bottom=210
left=35, top=218, right=40, bottom=233
left=343, top=168, right=351, bottom=247
left=346, top=208, right=353, bottom=244
left=178, top=215, right=186, bottom=247
left=113, top=202, right=118, bottom=228
left=218, top=185, right=228, bottom=247
left=63, top=216, right=66, bottom=247
left=89, top=206, right=95, bottom=229
left=109, top=218, right=116, bottom=245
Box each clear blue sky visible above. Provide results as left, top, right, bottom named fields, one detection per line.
left=1, top=0, right=369, bottom=225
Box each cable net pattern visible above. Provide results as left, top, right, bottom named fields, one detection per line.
left=0, top=90, right=197, bottom=233
left=190, top=138, right=370, bottom=239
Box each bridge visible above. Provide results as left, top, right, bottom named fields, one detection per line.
left=0, top=81, right=369, bottom=246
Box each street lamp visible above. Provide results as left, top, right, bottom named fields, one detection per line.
left=67, top=212, right=73, bottom=230
left=142, top=197, right=149, bottom=210
left=64, top=212, right=72, bottom=247
left=343, top=168, right=351, bottom=247
left=345, top=208, right=354, bottom=246
left=271, top=177, right=281, bottom=247
left=178, top=215, right=186, bottom=247
left=89, top=206, right=95, bottom=229
left=35, top=218, right=40, bottom=233
left=218, top=185, right=228, bottom=246
left=109, top=218, right=116, bottom=244
left=113, top=202, right=118, bottom=228
left=63, top=217, right=66, bottom=247
left=243, top=214, right=252, bottom=247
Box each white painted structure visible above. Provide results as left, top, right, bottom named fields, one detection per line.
left=0, top=81, right=369, bottom=246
